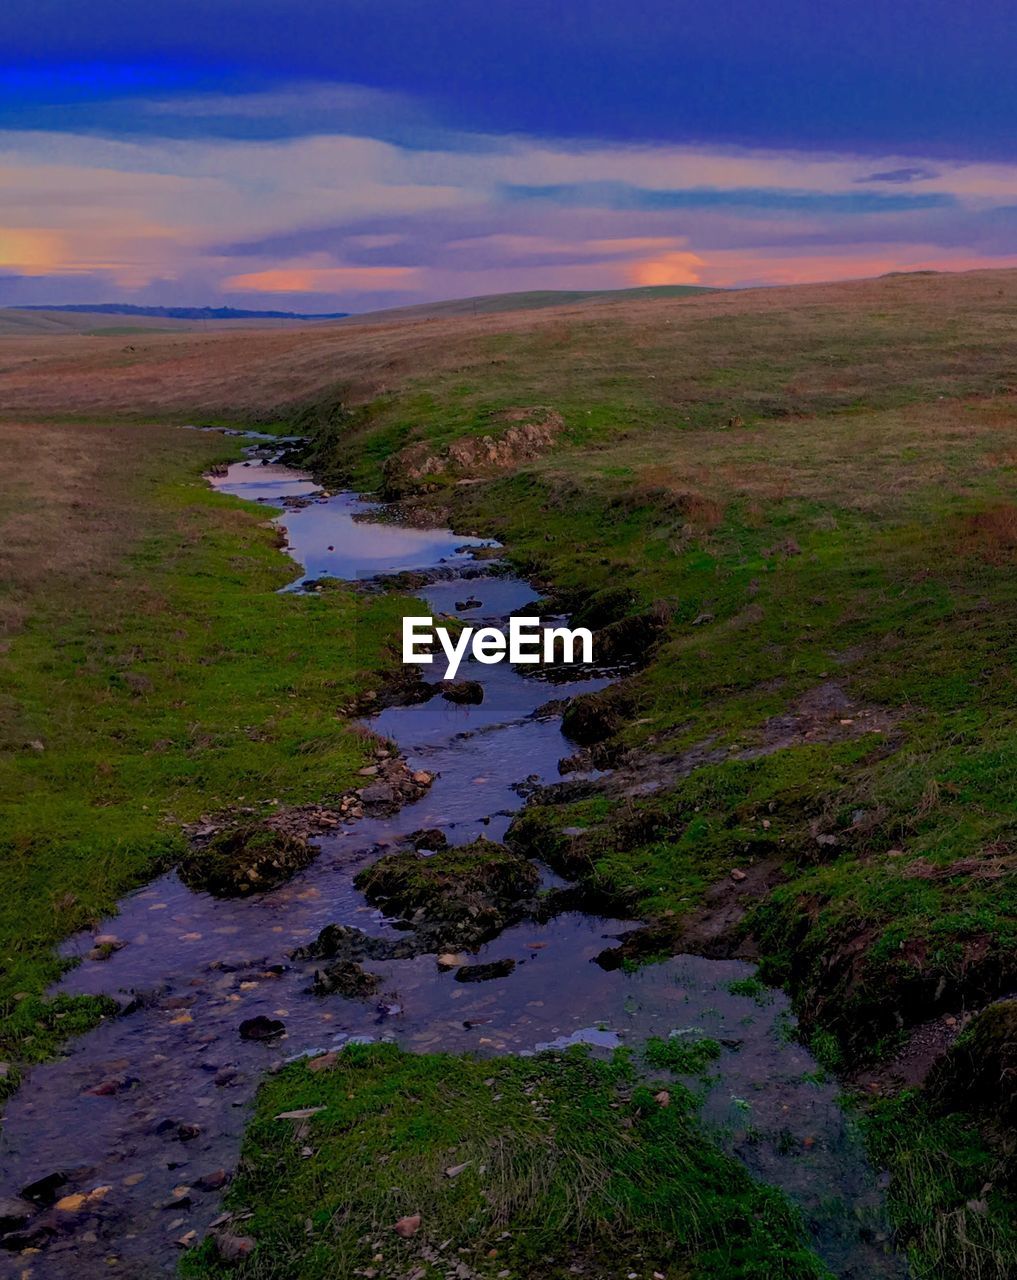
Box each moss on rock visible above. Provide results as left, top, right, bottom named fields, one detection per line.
left=354, top=839, right=540, bottom=949
left=561, top=685, right=635, bottom=746
left=179, top=823, right=316, bottom=897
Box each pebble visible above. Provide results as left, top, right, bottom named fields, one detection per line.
left=238, top=1015, right=286, bottom=1041
left=0, top=1196, right=35, bottom=1231
left=214, top=1232, right=257, bottom=1262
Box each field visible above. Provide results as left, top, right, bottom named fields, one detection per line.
left=1, top=268, right=1015, bottom=1277
left=0, top=420, right=411, bottom=1090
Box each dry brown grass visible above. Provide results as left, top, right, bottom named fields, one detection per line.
left=3, top=268, right=1017, bottom=423
left=0, top=421, right=229, bottom=637
left=962, top=503, right=1017, bottom=562
left=533, top=394, right=1017, bottom=518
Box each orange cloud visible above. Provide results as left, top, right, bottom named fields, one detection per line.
left=0, top=220, right=190, bottom=287
left=0, top=228, right=67, bottom=274
left=224, top=265, right=418, bottom=293
left=628, top=251, right=706, bottom=286
left=586, top=236, right=691, bottom=254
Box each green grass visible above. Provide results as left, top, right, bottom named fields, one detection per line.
left=303, top=366, right=1017, bottom=1280
left=6, top=273, right=1017, bottom=1278
left=358, top=427, right=1017, bottom=1057
left=0, top=425, right=414, bottom=1091
left=181, top=1042, right=830, bottom=1280
left=861, top=1091, right=1017, bottom=1280
left=644, top=1034, right=723, bottom=1077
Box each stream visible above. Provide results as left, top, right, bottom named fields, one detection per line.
left=0, top=443, right=906, bottom=1279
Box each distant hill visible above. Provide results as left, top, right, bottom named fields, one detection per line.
left=0, top=306, right=349, bottom=337
left=14, top=304, right=350, bottom=321
left=0, top=286, right=716, bottom=338
left=342, top=284, right=717, bottom=324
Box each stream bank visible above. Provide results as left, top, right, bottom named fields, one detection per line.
left=0, top=444, right=904, bottom=1279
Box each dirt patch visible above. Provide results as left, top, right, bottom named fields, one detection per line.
left=751, top=680, right=902, bottom=754
left=851, top=1012, right=969, bottom=1095
left=679, top=860, right=788, bottom=957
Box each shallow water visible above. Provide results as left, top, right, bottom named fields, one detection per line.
left=0, top=451, right=905, bottom=1279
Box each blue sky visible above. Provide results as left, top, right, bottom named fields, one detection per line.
left=2, top=2, right=1017, bottom=310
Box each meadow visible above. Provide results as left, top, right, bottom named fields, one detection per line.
left=2, top=268, right=1016, bottom=1277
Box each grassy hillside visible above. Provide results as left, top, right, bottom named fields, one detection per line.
left=294, top=270, right=1017, bottom=1279
left=2, top=268, right=1016, bottom=1277
left=0, top=288, right=706, bottom=338
left=335, top=282, right=717, bottom=323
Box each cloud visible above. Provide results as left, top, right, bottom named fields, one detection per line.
left=3, top=102, right=1017, bottom=309
left=627, top=251, right=706, bottom=286
left=4, top=4, right=1017, bottom=161
left=502, top=181, right=956, bottom=215
left=857, top=165, right=940, bottom=184
left=224, top=264, right=419, bottom=293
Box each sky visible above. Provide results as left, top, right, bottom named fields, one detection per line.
left=3, top=2, right=1017, bottom=312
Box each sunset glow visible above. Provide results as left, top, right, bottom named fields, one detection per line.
left=2, top=4, right=1017, bottom=311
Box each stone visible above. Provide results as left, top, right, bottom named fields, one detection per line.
left=21, top=1172, right=69, bottom=1206
left=239, top=1015, right=285, bottom=1041
left=409, top=827, right=448, bottom=852
left=179, top=823, right=315, bottom=898
left=359, top=782, right=397, bottom=806
left=454, top=959, right=516, bottom=983
left=393, top=1213, right=421, bottom=1238
left=306, top=1051, right=339, bottom=1073
left=0, top=1198, right=34, bottom=1234
left=85, top=1072, right=137, bottom=1096
left=213, top=1232, right=257, bottom=1262
left=440, top=680, right=484, bottom=705
left=309, top=959, right=382, bottom=999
